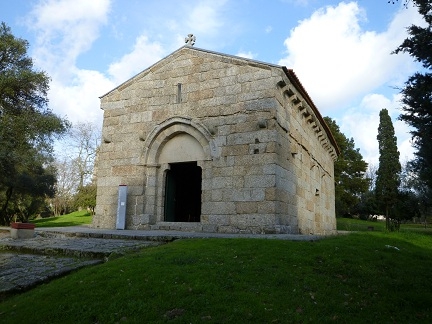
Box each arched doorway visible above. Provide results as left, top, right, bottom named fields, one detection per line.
left=160, top=134, right=204, bottom=222
left=164, top=162, right=202, bottom=222
left=142, top=117, right=214, bottom=224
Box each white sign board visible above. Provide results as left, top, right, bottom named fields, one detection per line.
left=116, top=185, right=127, bottom=230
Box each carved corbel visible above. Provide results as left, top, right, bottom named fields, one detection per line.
left=103, top=134, right=112, bottom=143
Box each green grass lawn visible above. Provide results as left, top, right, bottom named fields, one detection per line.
left=1, top=231, right=431, bottom=323
left=30, top=210, right=92, bottom=227
left=336, top=217, right=430, bottom=233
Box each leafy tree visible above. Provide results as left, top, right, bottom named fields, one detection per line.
left=324, top=117, right=369, bottom=217
left=73, top=182, right=97, bottom=215
left=391, top=190, right=421, bottom=230
left=400, top=160, right=431, bottom=226
left=375, top=109, right=401, bottom=230
left=353, top=190, right=378, bottom=220
left=0, top=22, right=69, bottom=225
left=394, top=0, right=432, bottom=203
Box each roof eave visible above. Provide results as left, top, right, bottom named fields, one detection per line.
left=282, top=67, right=340, bottom=156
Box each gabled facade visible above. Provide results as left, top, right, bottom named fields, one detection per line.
left=93, top=45, right=339, bottom=234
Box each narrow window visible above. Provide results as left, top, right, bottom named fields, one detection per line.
left=177, top=83, right=182, bottom=103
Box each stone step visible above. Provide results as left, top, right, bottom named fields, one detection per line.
left=0, top=236, right=163, bottom=259
left=36, top=229, right=175, bottom=242
left=150, top=222, right=203, bottom=232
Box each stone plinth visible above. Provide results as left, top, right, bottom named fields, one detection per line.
left=10, top=222, right=35, bottom=239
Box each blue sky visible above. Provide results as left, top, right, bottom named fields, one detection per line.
left=1, top=0, right=424, bottom=166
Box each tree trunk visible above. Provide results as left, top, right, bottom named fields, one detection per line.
left=0, top=186, right=14, bottom=225
left=385, top=204, right=389, bottom=231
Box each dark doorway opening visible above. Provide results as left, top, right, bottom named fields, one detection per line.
left=164, top=162, right=201, bottom=222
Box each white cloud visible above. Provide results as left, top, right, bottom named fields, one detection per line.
left=48, top=69, right=113, bottom=124
left=278, top=1, right=421, bottom=114
left=108, top=35, right=165, bottom=85
left=24, top=0, right=112, bottom=126
left=27, top=0, right=111, bottom=76
left=236, top=51, right=256, bottom=59
left=186, top=0, right=227, bottom=36
left=340, top=93, right=414, bottom=165
left=161, top=0, right=231, bottom=50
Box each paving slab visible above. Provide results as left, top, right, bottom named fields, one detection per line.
left=0, top=230, right=163, bottom=299
left=0, top=235, right=163, bottom=259
left=0, top=252, right=101, bottom=298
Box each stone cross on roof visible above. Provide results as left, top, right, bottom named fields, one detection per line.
left=185, top=34, right=196, bottom=46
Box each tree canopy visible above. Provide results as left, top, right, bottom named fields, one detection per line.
left=394, top=0, right=432, bottom=202
left=324, top=117, right=369, bottom=217
left=73, top=182, right=97, bottom=215
left=0, top=22, right=69, bottom=225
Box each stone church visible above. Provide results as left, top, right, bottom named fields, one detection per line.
left=93, top=40, right=339, bottom=235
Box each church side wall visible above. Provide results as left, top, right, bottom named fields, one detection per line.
left=274, top=77, right=337, bottom=235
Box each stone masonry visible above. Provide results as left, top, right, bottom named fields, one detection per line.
left=93, top=45, right=339, bottom=235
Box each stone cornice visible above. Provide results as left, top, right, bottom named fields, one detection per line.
left=277, top=79, right=338, bottom=161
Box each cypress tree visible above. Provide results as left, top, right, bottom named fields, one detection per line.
left=375, top=109, right=401, bottom=230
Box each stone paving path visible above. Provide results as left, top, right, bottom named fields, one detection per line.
left=0, top=232, right=163, bottom=299
left=0, top=252, right=101, bottom=297
left=1, top=235, right=162, bottom=259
